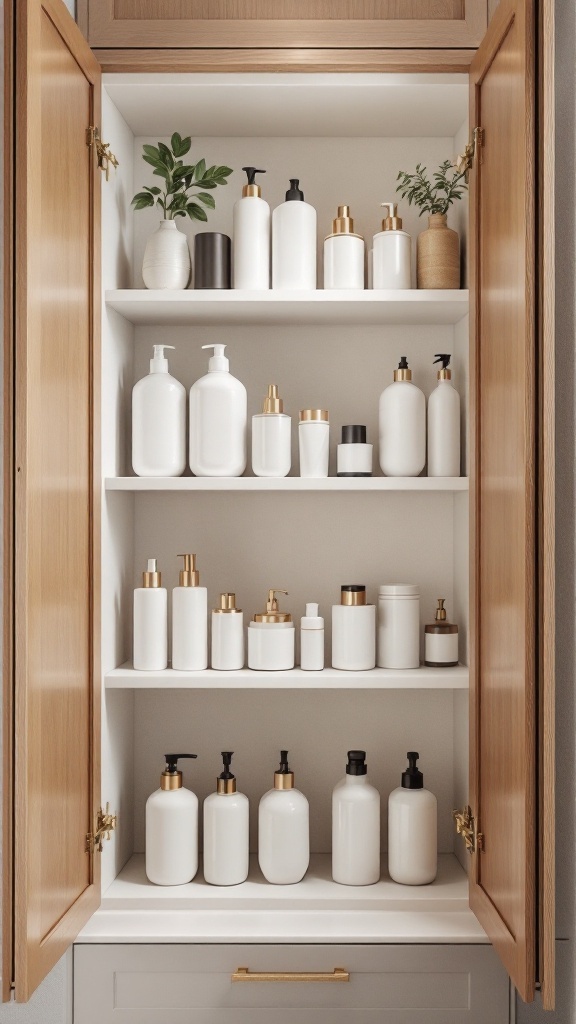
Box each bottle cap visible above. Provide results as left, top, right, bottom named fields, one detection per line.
left=378, top=584, right=419, bottom=597
left=380, top=201, right=403, bottom=231
left=401, top=751, right=424, bottom=790
left=150, top=344, right=175, bottom=373
left=433, top=353, right=452, bottom=380
left=286, top=178, right=304, bottom=201
left=301, top=602, right=324, bottom=629
left=341, top=424, right=366, bottom=444
left=142, top=558, right=161, bottom=588
left=217, top=751, right=237, bottom=794
left=274, top=749, right=295, bottom=790
left=393, top=356, right=412, bottom=382
left=202, top=343, right=229, bottom=371
left=299, top=409, right=329, bottom=422
left=341, top=585, right=366, bottom=607
left=263, top=384, right=284, bottom=414
left=325, top=205, right=363, bottom=241
left=178, top=553, right=200, bottom=587
left=161, top=753, right=197, bottom=790
left=213, top=592, right=242, bottom=614
left=346, top=750, right=367, bottom=776
left=254, top=589, right=292, bottom=623
left=242, top=166, right=266, bottom=198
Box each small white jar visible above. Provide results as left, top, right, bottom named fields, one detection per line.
left=251, top=384, right=291, bottom=478
left=323, top=206, right=365, bottom=290
left=300, top=603, right=324, bottom=671
left=377, top=584, right=420, bottom=669
left=336, top=424, right=373, bottom=477
left=211, top=593, right=244, bottom=671
left=248, top=589, right=295, bottom=671
left=299, top=409, right=329, bottom=477
left=332, top=585, right=376, bottom=671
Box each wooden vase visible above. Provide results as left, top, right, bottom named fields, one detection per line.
left=417, top=213, right=460, bottom=289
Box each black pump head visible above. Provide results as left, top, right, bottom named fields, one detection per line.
left=398, top=356, right=409, bottom=370
left=401, top=751, right=424, bottom=789
left=242, top=166, right=266, bottom=185
left=164, top=753, right=198, bottom=774
left=219, top=751, right=235, bottom=780
left=346, top=750, right=367, bottom=776
left=278, top=750, right=291, bottom=773
left=433, top=353, right=451, bottom=369
left=286, top=178, right=304, bottom=201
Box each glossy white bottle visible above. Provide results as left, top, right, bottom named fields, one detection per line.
left=252, top=384, right=291, bottom=478
left=233, top=167, right=270, bottom=290
left=211, top=593, right=244, bottom=670
left=171, top=554, right=208, bottom=670
left=332, top=751, right=380, bottom=885
left=203, top=753, right=249, bottom=886
left=323, top=206, right=364, bottom=289
left=299, top=409, right=329, bottom=477
left=248, top=590, right=295, bottom=671
left=388, top=753, right=437, bottom=885
left=379, top=357, right=426, bottom=477
left=300, top=602, right=324, bottom=671
left=332, top=586, right=376, bottom=671
left=189, top=344, right=247, bottom=477
left=132, top=344, right=186, bottom=477
left=372, top=202, right=411, bottom=289
left=146, top=754, right=198, bottom=885
left=258, top=751, right=309, bottom=884
left=133, top=559, right=167, bottom=671
left=427, top=354, right=461, bottom=477
left=272, top=179, right=317, bottom=290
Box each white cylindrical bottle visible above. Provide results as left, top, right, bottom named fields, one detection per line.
left=323, top=206, right=365, bottom=290
left=189, top=344, right=247, bottom=477
left=211, top=592, right=244, bottom=671
left=424, top=598, right=459, bottom=667
left=171, top=554, right=208, bottom=671
left=332, top=586, right=376, bottom=671
left=132, top=344, right=186, bottom=477
left=258, top=751, right=309, bottom=884
left=133, top=559, right=167, bottom=671
left=388, top=752, right=437, bottom=885
left=427, top=354, right=461, bottom=477
left=332, top=751, right=380, bottom=885
left=252, top=384, right=291, bottom=478
left=337, top=424, right=373, bottom=477
left=300, top=602, right=324, bottom=671
left=233, top=167, right=270, bottom=290
left=203, top=753, right=249, bottom=886
left=372, top=202, right=411, bottom=289
left=299, top=409, right=329, bottom=478
left=146, top=754, right=198, bottom=885
left=379, top=357, right=426, bottom=477
left=377, top=584, right=420, bottom=670
left=272, top=179, right=317, bottom=290
left=248, top=589, right=295, bottom=671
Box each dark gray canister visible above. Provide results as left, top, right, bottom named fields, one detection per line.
left=194, top=232, right=231, bottom=289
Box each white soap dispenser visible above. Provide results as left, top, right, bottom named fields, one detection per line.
left=233, top=167, right=270, bottom=290
left=133, top=558, right=168, bottom=671
left=388, top=752, right=437, bottom=885
left=372, top=202, right=411, bottom=289
left=258, top=750, right=310, bottom=884
left=248, top=589, right=295, bottom=671
left=272, top=178, right=317, bottom=290
left=427, top=353, right=461, bottom=476
left=132, top=344, right=186, bottom=477
left=146, top=753, right=199, bottom=885
left=332, top=750, right=380, bottom=886
left=203, top=752, right=250, bottom=886
left=252, top=384, right=292, bottom=478
left=212, top=592, right=245, bottom=670
left=379, top=356, right=426, bottom=477
left=189, top=344, right=247, bottom=477
left=323, top=205, right=365, bottom=290
left=171, top=554, right=208, bottom=670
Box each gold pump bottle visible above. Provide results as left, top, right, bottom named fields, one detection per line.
left=251, top=384, right=292, bottom=478
left=323, top=205, right=365, bottom=290
left=211, top=593, right=244, bottom=671
left=171, top=554, right=208, bottom=671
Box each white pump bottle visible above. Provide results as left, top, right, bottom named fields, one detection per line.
left=189, top=344, right=247, bottom=477
left=372, top=202, right=411, bottom=289
left=132, top=344, right=186, bottom=477
left=203, top=752, right=250, bottom=886
left=427, top=353, right=461, bottom=477
left=258, top=751, right=309, bottom=884
left=171, top=554, right=208, bottom=670
left=332, top=750, right=380, bottom=885
left=388, top=752, right=437, bottom=885
left=272, top=178, right=317, bottom=290
left=146, top=753, right=198, bottom=885
left=233, top=167, right=270, bottom=290
left=379, top=356, right=426, bottom=477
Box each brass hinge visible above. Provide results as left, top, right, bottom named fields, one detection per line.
left=86, top=803, right=117, bottom=854
left=454, top=126, right=484, bottom=181
left=86, top=125, right=119, bottom=181
left=453, top=805, right=484, bottom=854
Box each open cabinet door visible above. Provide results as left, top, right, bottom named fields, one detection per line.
left=2, top=0, right=101, bottom=1002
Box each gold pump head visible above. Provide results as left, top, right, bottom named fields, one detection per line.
left=178, top=553, right=200, bottom=587
left=380, top=201, right=403, bottom=231
left=254, top=589, right=292, bottom=623
left=142, top=558, right=161, bottom=588
left=263, top=384, right=284, bottom=414
left=435, top=598, right=447, bottom=622
left=213, top=592, right=242, bottom=614
left=325, top=204, right=363, bottom=240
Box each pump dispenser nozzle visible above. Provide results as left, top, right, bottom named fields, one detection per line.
left=178, top=553, right=200, bottom=587
left=401, top=751, right=424, bottom=790
left=433, top=353, right=452, bottom=380
left=254, top=589, right=292, bottom=623
left=161, top=753, right=198, bottom=790
left=380, top=202, right=403, bottom=231
left=393, top=356, right=412, bottom=382
left=217, top=751, right=237, bottom=794
left=326, top=204, right=363, bottom=240
left=286, top=178, right=304, bottom=202
left=242, top=167, right=266, bottom=198
left=202, top=343, right=229, bottom=372
left=150, top=344, right=175, bottom=373
left=262, top=384, right=284, bottom=414
left=346, top=750, right=368, bottom=776
left=274, top=749, right=295, bottom=790
left=142, top=558, right=161, bottom=588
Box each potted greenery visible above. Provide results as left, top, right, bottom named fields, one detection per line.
left=396, top=160, right=468, bottom=289
left=132, top=133, right=232, bottom=290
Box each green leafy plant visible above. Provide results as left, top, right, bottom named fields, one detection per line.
left=132, top=133, right=233, bottom=222
left=396, top=160, right=468, bottom=216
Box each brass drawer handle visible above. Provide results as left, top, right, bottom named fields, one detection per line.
left=232, top=967, right=350, bottom=983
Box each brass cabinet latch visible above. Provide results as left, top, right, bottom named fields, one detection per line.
left=86, top=126, right=119, bottom=180
left=86, top=803, right=117, bottom=854
left=453, top=805, right=484, bottom=854
left=454, top=126, right=484, bottom=181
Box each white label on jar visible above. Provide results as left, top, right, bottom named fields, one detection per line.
left=425, top=631, right=458, bottom=665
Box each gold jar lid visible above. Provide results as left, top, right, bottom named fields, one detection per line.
left=263, top=384, right=284, bottom=414
left=254, top=588, right=292, bottom=623
left=213, top=592, right=241, bottom=614
left=178, top=553, right=200, bottom=587
left=142, top=558, right=161, bottom=588
left=341, top=585, right=367, bottom=606
left=325, top=204, right=363, bottom=241
left=299, top=409, right=329, bottom=422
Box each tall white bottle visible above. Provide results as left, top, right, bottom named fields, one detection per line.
left=258, top=751, right=309, bottom=884
left=233, top=167, right=270, bottom=290
left=379, top=356, right=426, bottom=477
left=252, top=384, right=292, bottom=478
left=332, top=750, right=380, bottom=885
left=272, top=179, right=317, bottom=290
left=203, top=752, right=250, bottom=886
left=146, top=753, right=198, bottom=885
left=171, top=554, right=208, bottom=670
left=323, top=205, right=365, bottom=290
left=300, top=603, right=324, bottom=671
left=133, top=558, right=167, bottom=671
left=132, top=344, right=186, bottom=477
left=427, top=353, right=461, bottom=477
left=211, top=593, right=244, bottom=671
left=372, top=202, right=411, bottom=289
left=388, top=752, right=437, bottom=885
left=189, top=344, right=247, bottom=477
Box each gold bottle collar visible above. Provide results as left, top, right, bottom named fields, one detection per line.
left=300, top=409, right=329, bottom=423
left=437, top=368, right=452, bottom=380
left=254, top=588, right=292, bottom=623
left=217, top=777, right=237, bottom=794
left=394, top=368, right=412, bottom=382
left=160, top=771, right=182, bottom=791
left=242, top=183, right=261, bottom=198
left=213, top=592, right=241, bottom=614
left=274, top=771, right=295, bottom=790
left=178, top=553, right=200, bottom=587
left=325, top=205, right=363, bottom=241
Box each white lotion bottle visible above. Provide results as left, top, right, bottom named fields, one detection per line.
left=203, top=753, right=249, bottom=886
left=133, top=558, right=167, bottom=671
left=427, top=353, right=461, bottom=477
left=300, top=603, right=324, bottom=671
left=252, top=384, right=291, bottom=478
left=258, top=751, right=309, bottom=884
left=211, top=592, right=244, bottom=670
left=332, top=585, right=376, bottom=671
left=379, top=356, right=426, bottom=477
left=248, top=590, right=295, bottom=671
left=145, top=753, right=198, bottom=885
left=372, top=202, right=411, bottom=289
left=189, top=344, right=247, bottom=477
left=299, top=409, right=329, bottom=477
left=171, top=554, right=208, bottom=671
left=132, top=344, right=186, bottom=477
left=233, top=167, right=270, bottom=290
left=388, top=752, right=437, bottom=885
left=332, top=751, right=380, bottom=885
left=324, top=205, right=365, bottom=289
left=272, top=178, right=317, bottom=290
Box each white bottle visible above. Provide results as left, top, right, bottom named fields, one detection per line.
left=145, top=753, right=198, bottom=885
left=258, top=751, right=309, bottom=884
left=233, top=167, right=270, bottom=290
left=132, top=344, right=186, bottom=477
left=252, top=384, right=291, bottom=478
left=133, top=558, right=167, bottom=671
left=388, top=752, right=437, bottom=885
left=377, top=584, right=420, bottom=670
left=300, top=603, right=324, bottom=671
left=379, top=357, right=426, bottom=477
left=203, top=752, right=249, bottom=886
left=372, top=202, right=411, bottom=289
left=427, top=354, right=461, bottom=476
left=272, top=179, right=317, bottom=290
left=171, top=554, right=208, bottom=671
left=332, top=751, right=380, bottom=885
left=248, top=590, right=295, bottom=671
left=189, top=344, right=247, bottom=477
left=211, top=592, right=244, bottom=670
left=332, top=586, right=376, bottom=671
left=299, top=409, right=329, bottom=477
left=323, top=206, right=365, bottom=290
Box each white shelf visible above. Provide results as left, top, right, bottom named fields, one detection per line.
left=105, top=663, right=469, bottom=690
left=106, top=476, right=469, bottom=492
left=105, top=289, right=469, bottom=327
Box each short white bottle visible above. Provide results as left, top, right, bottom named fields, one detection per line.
left=172, top=554, right=208, bottom=671
left=233, top=167, right=270, bottom=290
left=146, top=753, right=198, bottom=885
left=133, top=558, right=167, bottom=671
left=372, top=202, right=411, bottom=289
left=332, top=750, right=380, bottom=886
left=300, top=603, right=324, bottom=671
left=203, top=752, right=249, bottom=886
left=248, top=590, right=295, bottom=671
left=332, top=585, right=376, bottom=671
left=211, top=592, right=244, bottom=671
left=379, top=356, right=426, bottom=477
left=132, top=344, right=186, bottom=477
left=252, top=384, right=291, bottom=478
left=189, top=344, right=247, bottom=477
left=299, top=409, right=329, bottom=477
left=324, top=206, right=365, bottom=289
left=427, top=354, right=461, bottom=477
left=258, top=751, right=309, bottom=884
left=388, top=752, right=437, bottom=885
left=272, top=179, right=317, bottom=290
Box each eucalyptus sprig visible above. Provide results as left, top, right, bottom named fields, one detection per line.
left=396, top=160, right=468, bottom=217
left=132, top=133, right=233, bottom=222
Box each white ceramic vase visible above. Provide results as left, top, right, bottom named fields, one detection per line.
left=142, top=220, right=191, bottom=290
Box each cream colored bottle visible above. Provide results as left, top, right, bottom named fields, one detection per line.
left=171, top=554, right=208, bottom=671
left=323, top=205, right=365, bottom=289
